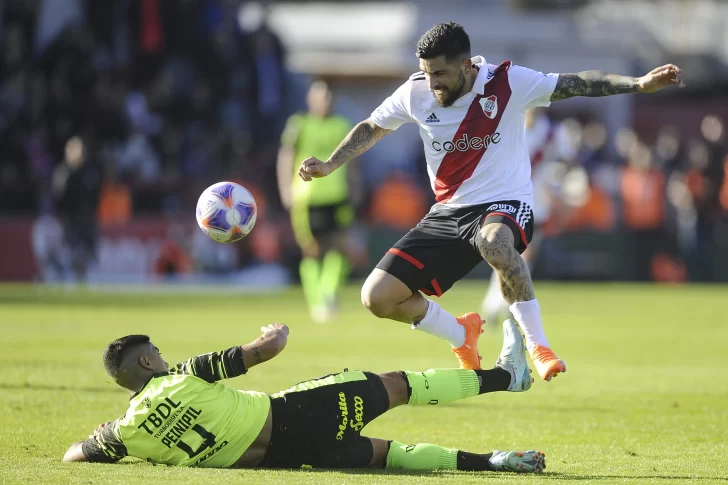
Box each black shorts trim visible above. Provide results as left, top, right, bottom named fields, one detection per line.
left=375, top=200, right=534, bottom=297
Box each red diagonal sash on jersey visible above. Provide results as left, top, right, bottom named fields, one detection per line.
left=434, top=61, right=513, bottom=203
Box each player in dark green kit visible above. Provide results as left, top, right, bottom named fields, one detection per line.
left=63, top=320, right=545, bottom=473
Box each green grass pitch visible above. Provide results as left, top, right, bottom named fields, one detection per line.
left=1, top=282, right=727, bottom=484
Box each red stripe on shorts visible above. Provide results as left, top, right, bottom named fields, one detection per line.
left=387, top=248, right=424, bottom=270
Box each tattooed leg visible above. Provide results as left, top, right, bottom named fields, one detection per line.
left=475, top=224, right=534, bottom=304
left=474, top=222, right=566, bottom=380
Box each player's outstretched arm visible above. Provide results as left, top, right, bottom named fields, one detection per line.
left=63, top=421, right=125, bottom=464
left=169, top=324, right=290, bottom=382
left=241, top=323, right=289, bottom=370
left=550, top=64, right=684, bottom=101
left=298, top=118, right=391, bottom=181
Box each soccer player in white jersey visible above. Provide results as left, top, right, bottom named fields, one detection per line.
left=481, top=108, right=576, bottom=327
left=298, top=22, right=684, bottom=381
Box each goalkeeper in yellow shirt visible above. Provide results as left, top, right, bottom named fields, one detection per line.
left=63, top=320, right=545, bottom=473
left=277, top=80, right=357, bottom=322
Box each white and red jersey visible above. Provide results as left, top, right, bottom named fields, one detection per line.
left=371, top=56, right=558, bottom=208
left=527, top=113, right=575, bottom=170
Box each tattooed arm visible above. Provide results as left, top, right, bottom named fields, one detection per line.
left=168, top=324, right=289, bottom=381
left=241, top=324, right=289, bottom=370
left=551, top=64, right=684, bottom=101
left=298, top=118, right=392, bottom=181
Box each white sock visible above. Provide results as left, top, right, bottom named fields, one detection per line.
left=413, top=300, right=465, bottom=348
left=509, top=299, right=549, bottom=350
left=483, top=271, right=509, bottom=316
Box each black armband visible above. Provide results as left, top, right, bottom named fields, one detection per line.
left=221, top=345, right=247, bottom=378
left=171, top=346, right=247, bottom=383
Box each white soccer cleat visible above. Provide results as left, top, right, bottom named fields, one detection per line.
left=489, top=450, right=546, bottom=473
left=495, top=319, right=533, bottom=392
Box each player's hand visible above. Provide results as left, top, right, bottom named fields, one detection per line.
left=298, top=157, right=335, bottom=181
left=260, top=323, right=289, bottom=339
left=89, top=421, right=112, bottom=439
left=259, top=323, right=289, bottom=356
left=636, top=64, right=685, bottom=93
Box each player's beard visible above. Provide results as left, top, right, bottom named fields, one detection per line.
left=434, top=71, right=466, bottom=108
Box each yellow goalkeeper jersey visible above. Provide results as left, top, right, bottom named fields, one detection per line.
left=81, top=348, right=270, bottom=468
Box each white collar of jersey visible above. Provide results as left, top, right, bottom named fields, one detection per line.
left=470, top=56, right=488, bottom=95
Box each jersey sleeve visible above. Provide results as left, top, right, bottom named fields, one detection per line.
left=81, top=419, right=128, bottom=463
left=508, top=65, right=559, bottom=110
left=370, top=81, right=413, bottom=131
left=169, top=346, right=247, bottom=383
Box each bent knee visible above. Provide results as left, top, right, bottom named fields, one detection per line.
left=361, top=269, right=414, bottom=318
left=361, top=283, right=396, bottom=318
left=476, top=223, right=515, bottom=265
left=361, top=277, right=399, bottom=318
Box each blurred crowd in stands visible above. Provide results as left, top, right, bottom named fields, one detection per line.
left=2, top=0, right=727, bottom=283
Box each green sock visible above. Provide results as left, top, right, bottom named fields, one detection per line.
left=403, top=369, right=480, bottom=405
left=319, top=250, right=349, bottom=302
left=299, top=257, right=323, bottom=309
left=386, top=441, right=458, bottom=471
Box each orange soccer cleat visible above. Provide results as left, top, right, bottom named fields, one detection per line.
left=451, top=313, right=485, bottom=370
left=528, top=345, right=566, bottom=381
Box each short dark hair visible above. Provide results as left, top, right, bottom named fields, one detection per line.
left=416, top=22, right=471, bottom=60
left=103, top=335, right=150, bottom=379
left=309, top=78, right=332, bottom=93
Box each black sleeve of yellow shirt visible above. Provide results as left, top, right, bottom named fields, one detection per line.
left=81, top=420, right=128, bottom=463
left=169, top=346, right=247, bottom=383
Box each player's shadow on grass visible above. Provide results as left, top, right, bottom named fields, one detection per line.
left=76, top=462, right=728, bottom=480
left=282, top=469, right=470, bottom=478
left=454, top=401, right=615, bottom=413
left=536, top=473, right=728, bottom=481
left=297, top=470, right=728, bottom=481
left=0, top=382, right=123, bottom=394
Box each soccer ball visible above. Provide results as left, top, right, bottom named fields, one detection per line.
left=195, top=182, right=257, bottom=243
